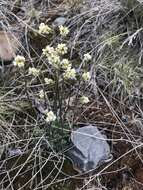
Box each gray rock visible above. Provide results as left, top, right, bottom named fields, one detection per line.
left=67, top=125, right=112, bottom=172
left=8, top=148, right=22, bottom=157
left=52, top=17, right=67, bottom=27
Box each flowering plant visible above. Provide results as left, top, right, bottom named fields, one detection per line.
left=14, top=23, right=92, bottom=130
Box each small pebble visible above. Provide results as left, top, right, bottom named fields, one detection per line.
left=52, top=17, right=67, bottom=28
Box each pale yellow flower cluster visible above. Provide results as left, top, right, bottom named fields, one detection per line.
left=42, top=44, right=68, bottom=68
left=48, top=54, right=60, bottom=66
left=45, top=111, right=56, bottom=123
left=43, top=46, right=76, bottom=80
left=80, top=96, right=90, bottom=104
left=29, top=67, right=40, bottom=77
left=39, top=23, right=52, bottom=34
left=42, top=43, right=76, bottom=79
left=44, top=78, right=54, bottom=85
left=59, top=25, right=69, bottom=37
left=83, top=53, right=92, bottom=61
left=82, top=72, right=90, bottom=81
left=63, top=68, right=76, bottom=79
left=42, top=46, right=55, bottom=57
left=13, top=55, right=25, bottom=68
left=56, top=43, right=68, bottom=55
left=42, top=45, right=60, bottom=67
left=61, top=59, right=71, bottom=69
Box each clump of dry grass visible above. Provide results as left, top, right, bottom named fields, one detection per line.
left=67, top=0, right=143, bottom=96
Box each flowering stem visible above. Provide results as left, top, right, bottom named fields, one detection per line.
left=54, top=70, right=63, bottom=133
left=23, top=67, right=30, bottom=103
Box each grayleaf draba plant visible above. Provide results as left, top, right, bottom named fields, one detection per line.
left=13, top=23, right=92, bottom=128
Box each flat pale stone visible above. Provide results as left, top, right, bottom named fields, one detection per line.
left=52, top=17, right=67, bottom=27
left=68, top=125, right=111, bottom=172
left=0, top=31, right=19, bottom=61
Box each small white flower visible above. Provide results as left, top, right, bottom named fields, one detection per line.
left=42, top=46, right=55, bottom=57
left=80, top=96, right=90, bottom=104
left=44, top=78, right=54, bottom=85
left=45, top=111, right=56, bottom=122
left=42, top=46, right=60, bottom=66
left=56, top=43, right=68, bottom=55
left=59, top=25, right=69, bottom=37
left=83, top=53, right=92, bottom=62
left=13, top=55, right=25, bottom=68
left=39, top=89, right=45, bottom=99
left=63, top=68, right=76, bottom=79
left=39, top=23, right=52, bottom=34
left=29, top=67, right=40, bottom=77
left=48, top=54, right=60, bottom=66
left=82, top=72, right=90, bottom=81
left=61, top=59, right=71, bottom=69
